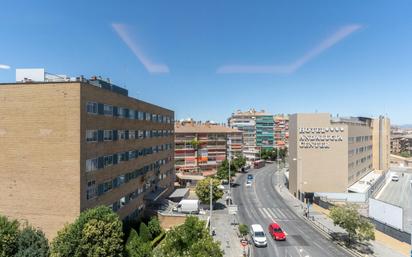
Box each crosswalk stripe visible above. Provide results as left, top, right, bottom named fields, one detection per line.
left=258, top=208, right=268, bottom=218
left=262, top=208, right=272, bottom=219
left=278, top=209, right=287, bottom=219
left=267, top=208, right=278, bottom=220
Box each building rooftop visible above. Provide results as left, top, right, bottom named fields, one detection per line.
left=231, top=108, right=271, bottom=117
left=175, top=121, right=242, bottom=134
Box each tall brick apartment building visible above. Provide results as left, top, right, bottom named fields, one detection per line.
left=0, top=71, right=174, bottom=239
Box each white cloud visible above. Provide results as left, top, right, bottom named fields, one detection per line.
left=217, top=24, right=363, bottom=74
left=0, top=64, right=10, bottom=70
left=112, top=23, right=169, bottom=74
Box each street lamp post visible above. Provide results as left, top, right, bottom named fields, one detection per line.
left=228, top=137, right=232, bottom=205
left=210, top=178, right=213, bottom=236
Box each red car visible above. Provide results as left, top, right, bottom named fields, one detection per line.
left=268, top=223, right=286, bottom=241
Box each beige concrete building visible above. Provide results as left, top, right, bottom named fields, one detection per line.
left=288, top=113, right=390, bottom=199
left=0, top=75, right=174, bottom=239
left=174, top=119, right=242, bottom=186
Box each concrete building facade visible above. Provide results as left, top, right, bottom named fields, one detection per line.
left=174, top=120, right=242, bottom=186
left=274, top=115, right=289, bottom=149
left=228, top=109, right=273, bottom=163
left=288, top=113, right=390, bottom=199
left=0, top=78, right=174, bottom=239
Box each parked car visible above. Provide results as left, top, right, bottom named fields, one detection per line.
left=250, top=224, right=267, bottom=247
left=268, top=223, right=286, bottom=241
left=246, top=180, right=252, bottom=187
left=391, top=174, right=399, bottom=182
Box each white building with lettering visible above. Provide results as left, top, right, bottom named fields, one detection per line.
left=288, top=113, right=390, bottom=199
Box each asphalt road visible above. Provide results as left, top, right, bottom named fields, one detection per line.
left=232, top=164, right=352, bottom=257
left=376, top=168, right=412, bottom=232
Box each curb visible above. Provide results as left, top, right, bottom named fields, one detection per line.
left=270, top=176, right=366, bottom=257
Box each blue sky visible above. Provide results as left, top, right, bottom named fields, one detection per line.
left=1, top=0, right=411, bottom=124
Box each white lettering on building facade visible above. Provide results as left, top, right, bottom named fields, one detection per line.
left=298, top=127, right=344, bottom=149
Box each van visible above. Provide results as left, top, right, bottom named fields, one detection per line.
left=250, top=224, right=267, bottom=247
left=174, top=199, right=200, bottom=214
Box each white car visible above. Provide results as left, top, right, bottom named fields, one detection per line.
left=250, top=224, right=267, bottom=247
left=246, top=180, right=252, bottom=187
left=392, top=175, right=399, bottom=182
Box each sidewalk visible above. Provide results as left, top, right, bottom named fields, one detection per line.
left=274, top=181, right=409, bottom=257
left=213, top=187, right=250, bottom=257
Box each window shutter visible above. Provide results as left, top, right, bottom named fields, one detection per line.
left=125, top=130, right=129, bottom=140
left=134, top=110, right=139, bottom=119
left=113, top=130, right=118, bottom=141
left=98, top=184, right=104, bottom=195
left=97, top=103, right=104, bottom=114
left=113, top=106, right=118, bottom=117
left=125, top=108, right=129, bottom=118
left=98, top=130, right=104, bottom=142
left=113, top=154, right=118, bottom=165
left=98, top=157, right=104, bottom=169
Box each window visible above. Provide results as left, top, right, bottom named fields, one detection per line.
left=119, top=130, right=126, bottom=140
left=104, top=155, right=113, bottom=167
left=120, top=152, right=128, bottom=162
left=146, top=112, right=151, bottom=121
left=86, top=158, right=98, bottom=172
left=129, top=110, right=135, bottom=120
left=138, top=111, right=144, bottom=120
left=86, top=102, right=97, bottom=114
left=104, top=130, right=113, bottom=141
left=118, top=107, right=128, bottom=118
left=103, top=104, right=113, bottom=116
left=129, top=130, right=136, bottom=139
left=144, top=130, right=150, bottom=138
left=86, top=130, right=98, bottom=142
left=86, top=180, right=97, bottom=200
left=120, top=196, right=126, bottom=208
left=152, top=114, right=157, bottom=122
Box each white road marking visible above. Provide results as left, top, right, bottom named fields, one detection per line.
left=258, top=208, right=268, bottom=218
left=267, top=208, right=278, bottom=220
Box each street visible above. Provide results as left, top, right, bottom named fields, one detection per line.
left=232, top=163, right=352, bottom=257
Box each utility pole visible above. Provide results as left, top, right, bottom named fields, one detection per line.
left=228, top=138, right=231, bottom=204
left=209, top=178, right=213, bottom=236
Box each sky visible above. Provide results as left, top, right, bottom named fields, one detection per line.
left=1, top=0, right=411, bottom=125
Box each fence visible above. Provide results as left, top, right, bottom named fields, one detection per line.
left=369, top=217, right=411, bottom=243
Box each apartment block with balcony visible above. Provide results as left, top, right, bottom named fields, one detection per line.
left=0, top=71, right=174, bottom=239
left=274, top=115, right=289, bottom=149
left=174, top=120, right=242, bottom=186
left=228, top=109, right=274, bottom=163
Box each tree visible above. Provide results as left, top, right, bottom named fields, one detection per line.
left=195, top=178, right=224, bottom=204
left=329, top=205, right=375, bottom=244
left=190, top=139, right=200, bottom=150
left=147, top=217, right=162, bottom=238
left=126, top=229, right=152, bottom=257
left=238, top=224, right=248, bottom=238
left=232, top=155, right=246, bottom=171
left=278, top=147, right=287, bottom=162
left=157, top=216, right=223, bottom=257
left=216, top=160, right=236, bottom=181
left=51, top=206, right=124, bottom=257
left=400, top=151, right=411, bottom=158
left=16, top=225, right=50, bottom=257
left=0, top=215, right=20, bottom=257
left=139, top=223, right=152, bottom=242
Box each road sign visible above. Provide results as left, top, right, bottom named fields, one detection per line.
left=228, top=205, right=238, bottom=215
